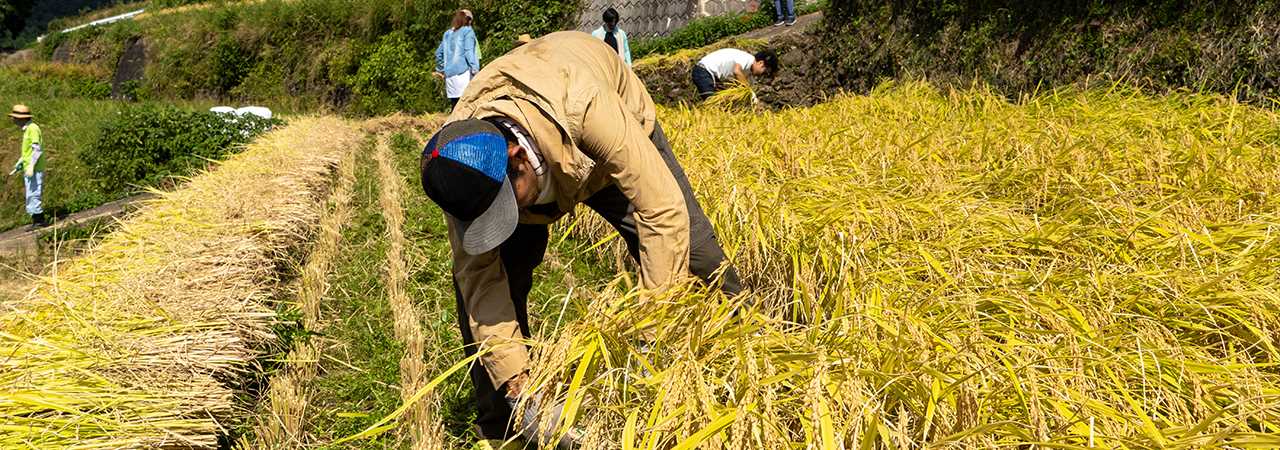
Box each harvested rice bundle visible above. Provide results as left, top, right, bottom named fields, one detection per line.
left=0, top=116, right=363, bottom=447
left=705, top=81, right=757, bottom=110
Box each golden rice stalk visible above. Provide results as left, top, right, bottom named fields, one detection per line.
left=633, top=38, right=769, bottom=70
left=251, top=144, right=359, bottom=448
left=539, top=81, right=1280, bottom=448
left=0, top=116, right=363, bottom=448
left=375, top=137, right=445, bottom=449
left=704, top=80, right=757, bottom=110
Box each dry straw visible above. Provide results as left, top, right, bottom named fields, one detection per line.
left=530, top=81, right=1280, bottom=448
left=375, top=137, right=446, bottom=449
left=251, top=144, right=359, bottom=448
left=0, top=116, right=362, bottom=447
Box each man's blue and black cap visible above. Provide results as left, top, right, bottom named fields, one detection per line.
left=421, top=119, right=517, bottom=255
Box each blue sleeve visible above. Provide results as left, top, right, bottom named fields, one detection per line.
left=435, top=32, right=446, bottom=73
left=465, top=28, right=480, bottom=73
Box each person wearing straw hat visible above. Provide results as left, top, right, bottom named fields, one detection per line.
left=9, top=104, right=46, bottom=228
left=420, top=31, right=741, bottom=449
left=434, top=9, right=482, bottom=109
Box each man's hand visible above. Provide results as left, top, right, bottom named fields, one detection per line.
left=10, top=161, right=20, bottom=176
left=504, top=371, right=530, bottom=398
left=433, top=71, right=446, bottom=80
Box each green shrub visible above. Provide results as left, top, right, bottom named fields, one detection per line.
left=0, top=66, right=111, bottom=100
left=632, top=13, right=769, bottom=59
left=28, top=0, right=584, bottom=114
left=468, top=0, right=584, bottom=64
left=153, top=0, right=211, bottom=8
left=349, top=30, right=443, bottom=115
left=212, top=34, right=254, bottom=95
left=82, top=104, right=282, bottom=195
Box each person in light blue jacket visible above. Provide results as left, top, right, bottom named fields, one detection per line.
left=591, top=7, right=631, bottom=67
left=435, top=9, right=481, bottom=108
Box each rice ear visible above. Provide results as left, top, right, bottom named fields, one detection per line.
left=530, top=81, right=1280, bottom=448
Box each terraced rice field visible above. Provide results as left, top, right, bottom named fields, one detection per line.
left=4, top=82, right=1280, bottom=449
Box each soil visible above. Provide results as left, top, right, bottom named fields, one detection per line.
left=1, top=49, right=35, bottom=66
left=0, top=192, right=155, bottom=255
left=755, top=32, right=845, bottom=108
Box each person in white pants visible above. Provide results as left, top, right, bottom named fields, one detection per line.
left=435, top=9, right=482, bottom=109
left=9, top=104, right=46, bottom=228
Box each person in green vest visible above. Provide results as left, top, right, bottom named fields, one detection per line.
left=9, top=104, right=46, bottom=228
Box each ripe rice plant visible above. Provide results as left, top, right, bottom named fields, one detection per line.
left=528, top=81, right=1280, bottom=448
left=705, top=81, right=757, bottom=110
left=0, top=117, right=362, bottom=447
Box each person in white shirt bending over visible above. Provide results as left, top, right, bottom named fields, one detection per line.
left=691, top=48, right=778, bottom=101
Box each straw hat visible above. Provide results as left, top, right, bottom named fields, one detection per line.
left=515, top=34, right=533, bottom=46
left=8, top=104, right=32, bottom=119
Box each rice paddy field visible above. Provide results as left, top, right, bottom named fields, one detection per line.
left=3, top=80, right=1280, bottom=449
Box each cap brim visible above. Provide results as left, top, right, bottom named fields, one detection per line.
left=459, top=176, right=519, bottom=255
left=8, top=113, right=31, bottom=119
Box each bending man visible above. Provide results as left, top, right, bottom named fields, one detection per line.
left=691, top=47, right=778, bottom=101
left=419, top=31, right=741, bottom=448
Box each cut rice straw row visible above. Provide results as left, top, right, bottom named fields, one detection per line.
left=375, top=137, right=445, bottom=449
left=248, top=143, right=359, bottom=448
left=534, top=81, right=1280, bottom=448
left=0, top=116, right=363, bottom=447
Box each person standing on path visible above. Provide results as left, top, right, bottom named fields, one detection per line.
left=419, top=31, right=742, bottom=449
left=591, top=7, right=632, bottom=67
left=773, top=0, right=797, bottom=26
left=691, top=47, right=778, bottom=101
left=434, top=9, right=481, bottom=109
left=9, top=105, right=46, bottom=228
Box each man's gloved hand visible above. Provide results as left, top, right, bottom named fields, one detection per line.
left=751, top=92, right=760, bottom=105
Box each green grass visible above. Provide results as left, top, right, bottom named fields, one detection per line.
left=301, top=131, right=613, bottom=448
left=0, top=75, right=121, bottom=230
left=0, top=65, right=226, bottom=231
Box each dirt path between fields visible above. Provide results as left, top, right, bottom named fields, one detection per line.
left=738, top=11, right=824, bottom=40
left=0, top=192, right=155, bottom=254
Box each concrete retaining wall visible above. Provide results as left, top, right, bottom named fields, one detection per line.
left=577, top=0, right=808, bottom=38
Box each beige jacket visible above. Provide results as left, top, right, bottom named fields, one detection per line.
left=443, top=31, right=691, bottom=385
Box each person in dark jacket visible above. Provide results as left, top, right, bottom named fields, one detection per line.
left=591, top=7, right=632, bottom=67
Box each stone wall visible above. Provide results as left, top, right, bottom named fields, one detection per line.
left=577, top=0, right=807, bottom=37
left=577, top=0, right=699, bottom=38
left=698, top=0, right=761, bottom=17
